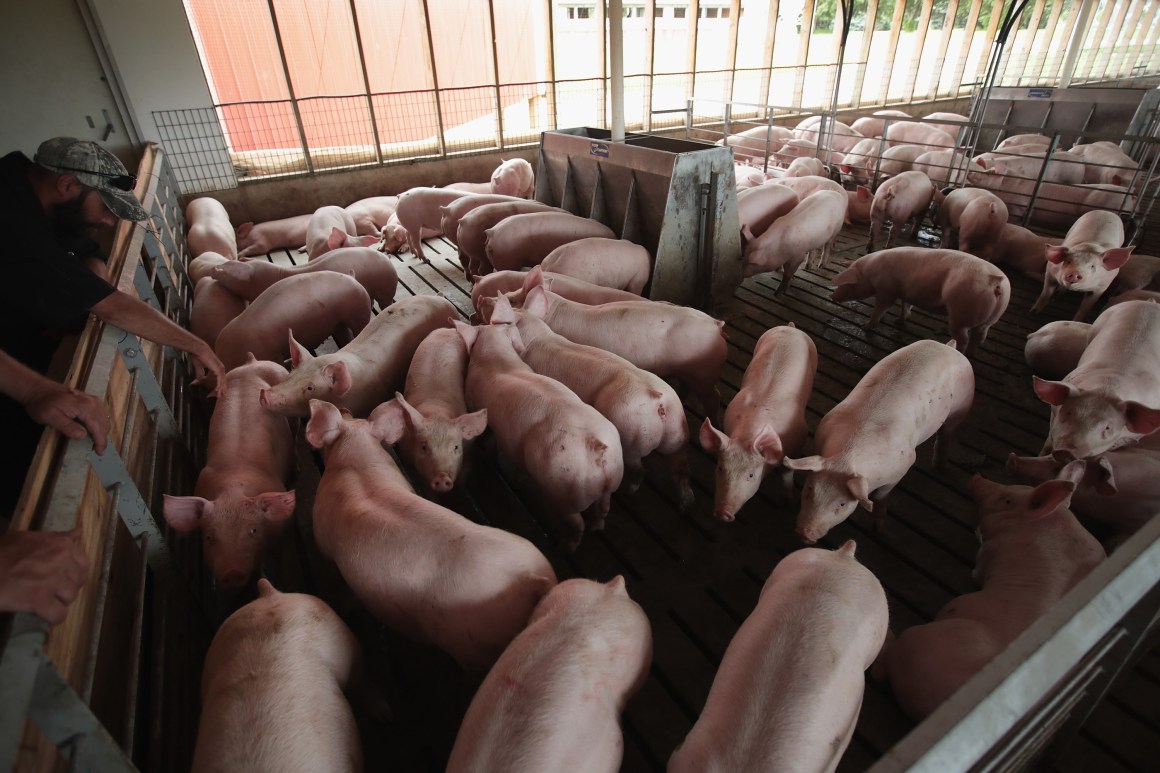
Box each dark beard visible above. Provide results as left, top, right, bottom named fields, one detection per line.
left=51, top=190, right=98, bottom=235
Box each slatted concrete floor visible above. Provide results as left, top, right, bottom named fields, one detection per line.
left=247, top=229, right=1159, bottom=773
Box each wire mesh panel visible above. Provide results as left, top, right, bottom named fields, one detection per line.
left=152, top=108, right=237, bottom=194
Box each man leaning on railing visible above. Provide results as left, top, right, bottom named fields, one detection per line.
left=0, top=137, right=226, bottom=622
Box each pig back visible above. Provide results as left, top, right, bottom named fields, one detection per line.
left=669, top=544, right=887, bottom=773
left=819, top=340, right=974, bottom=455
left=194, top=587, right=361, bottom=773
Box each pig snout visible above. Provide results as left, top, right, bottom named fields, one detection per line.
left=1051, top=448, right=1077, bottom=463
left=430, top=472, right=454, bottom=493
left=712, top=507, right=736, bottom=522
left=1062, top=269, right=1084, bottom=286
left=217, top=567, right=250, bottom=590
left=795, top=526, right=820, bottom=544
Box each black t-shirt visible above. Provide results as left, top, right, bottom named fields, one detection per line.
left=0, top=151, right=115, bottom=372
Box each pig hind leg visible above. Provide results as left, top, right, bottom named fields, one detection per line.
left=663, top=446, right=694, bottom=512
left=865, top=293, right=898, bottom=330
left=1030, top=273, right=1057, bottom=313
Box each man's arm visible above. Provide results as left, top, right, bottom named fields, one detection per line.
left=90, top=290, right=226, bottom=391
left=0, top=349, right=108, bottom=453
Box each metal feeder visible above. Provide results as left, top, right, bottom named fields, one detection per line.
left=535, top=127, right=741, bottom=310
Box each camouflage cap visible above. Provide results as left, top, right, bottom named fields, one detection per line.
left=34, top=137, right=148, bottom=222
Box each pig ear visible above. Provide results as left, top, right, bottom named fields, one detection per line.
left=327, top=227, right=347, bottom=252
left=256, top=491, right=296, bottom=522
left=490, top=294, right=518, bottom=325
left=1100, top=247, right=1134, bottom=271
left=305, top=399, right=344, bottom=449
left=369, top=398, right=407, bottom=444
left=324, top=361, right=352, bottom=396
left=288, top=332, right=313, bottom=368
left=698, top=418, right=729, bottom=454
left=832, top=265, right=859, bottom=286
left=1032, top=376, right=1072, bottom=406
left=1092, top=456, right=1119, bottom=496
left=523, top=265, right=545, bottom=293
left=162, top=495, right=210, bottom=533
left=782, top=455, right=826, bottom=472
left=236, top=222, right=254, bottom=239
left=1045, top=246, right=1069, bottom=264
left=1124, top=400, right=1160, bottom=436
left=456, top=409, right=488, bottom=440
left=257, top=578, right=278, bottom=598
left=359, top=235, right=378, bottom=248
left=394, top=392, right=423, bottom=428
left=836, top=539, right=857, bottom=557
left=740, top=224, right=757, bottom=243
left=454, top=320, right=479, bottom=352
left=1026, top=479, right=1076, bottom=519
left=507, top=325, right=527, bottom=354
left=846, top=476, right=873, bottom=511
left=751, top=425, right=785, bottom=465
left=857, top=186, right=871, bottom=201
left=524, top=285, right=549, bottom=317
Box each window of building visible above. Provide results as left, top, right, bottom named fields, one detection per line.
left=674, top=6, right=685, bottom=18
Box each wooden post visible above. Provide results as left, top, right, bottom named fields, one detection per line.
left=758, top=0, right=781, bottom=105
left=948, top=0, right=984, bottom=97
left=848, top=0, right=881, bottom=107
left=882, top=0, right=909, bottom=102
left=905, top=0, right=936, bottom=103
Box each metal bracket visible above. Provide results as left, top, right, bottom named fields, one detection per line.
left=86, top=446, right=173, bottom=580
left=28, top=657, right=137, bottom=772
left=114, top=334, right=181, bottom=443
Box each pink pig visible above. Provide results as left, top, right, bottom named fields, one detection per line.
left=344, top=195, right=399, bottom=236
left=1024, top=320, right=1091, bottom=381
left=259, top=294, right=457, bottom=418
left=188, top=251, right=231, bottom=285
left=1033, top=300, right=1160, bottom=460
left=1113, top=253, right=1160, bottom=292
left=1108, top=288, right=1160, bottom=306
left=213, top=271, right=372, bottom=371
left=439, top=193, right=523, bottom=247
left=484, top=211, right=616, bottom=272
left=831, top=247, right=1011, bottom=357
left=936, top=188, right=1009, bottom=262
left=457, top=320, right=624, bottom=549
left=989, top=223, right=1061, bottom=277
left=742, top=189, right=846, bottom=287
left=373, top=328, right=487, bottom=494
left=472, top=267, right=642, bottom=323
left=884, top=121, right=956, bottom=151
left=192, top=580, right=364, bottom=772
left=669, top=541, right=888, bottom=773
left=186, top=197, right=238, bottom=259
left=212, top=246, right=398, bottom=307
left=866, top=170, right=937, bottom=252
left=912, top=149, right=985, bottom=187
left=306, top=399, right=557, bottom=672
left=850, top=109, right=911, bottom=139
left=876, top=468, right=1104, bottom=721
left=163, top=358, right=296, bottom=589
left=736, top=184, right=799, bottom=239
left=394, top=187, right=469, bottom=261
left=700, top=324, right=816, bottom=520
left=305, top=205, right=377, bottom=260
left=490, top=158, right=536, bottom=198
left=236, top=214, right=313, bottom=258
left=521, top=284, right=729, bottom=423
left=773, top=174, right=873, bottom=224
left=457, top=200, right=565, bottom=278
left=718, top=125, right=794, bottom=163
left=190, top=277, right=246, bottom=349
left=539, top=236, right=652, bottom=294
left=491, top=298, right=693, bottom=509
left=446, top=577, right=651, bottom=773
left=1007, top=449, right=1160, bottom=538
left=784, top=340, right=974, bottom=543
left=876, top=143, right=929, bottom=181
left=1031, top=210, right=1134, bottom=321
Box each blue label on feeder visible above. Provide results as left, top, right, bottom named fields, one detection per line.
left=1028, top=88, right=1053, bottom=98
left=590, top=142, right=610, bottom=157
